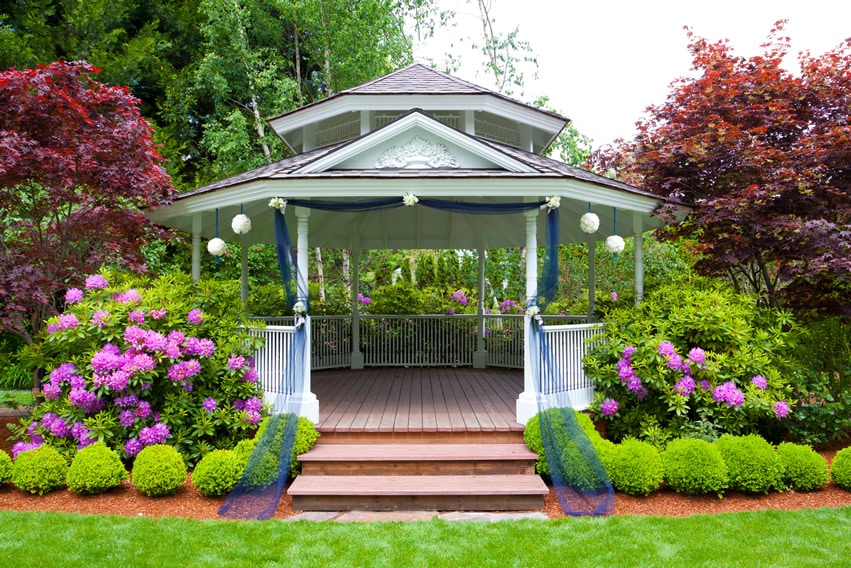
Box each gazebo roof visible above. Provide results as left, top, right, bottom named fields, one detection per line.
left=147, top=69, right=689, bottom=251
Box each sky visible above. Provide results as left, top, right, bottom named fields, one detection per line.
left=415, top=0, right=850, bottom=148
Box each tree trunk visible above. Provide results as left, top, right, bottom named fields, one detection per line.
left=342, top=248, right=351, bottom=296
left=314, top=247, right=326, bottom=301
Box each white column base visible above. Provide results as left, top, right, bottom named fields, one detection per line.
left=472, top=349, right=488, bottom=369
left=515, top=391, right=543, bottom=426
left=350, top=352, right=364, bottom=370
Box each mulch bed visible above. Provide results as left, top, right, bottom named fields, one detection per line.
left=3, top=415, right=850, bottom=520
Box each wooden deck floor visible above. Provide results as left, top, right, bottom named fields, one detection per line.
left=312, top=367, right=524, bottom=434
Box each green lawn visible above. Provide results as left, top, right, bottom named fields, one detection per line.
left=1, top=507, right=849, bottom=567
left=0, top=390, right=33, bottom=408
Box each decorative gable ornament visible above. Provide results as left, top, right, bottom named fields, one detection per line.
left=375, top=136, right=460, bottom=169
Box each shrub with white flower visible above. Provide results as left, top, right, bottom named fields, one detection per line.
left=15, top=272, right=265, bottom=466
left=579, top=212, right=600, bottom=234
left=231, top=213, right=252, bottom=235
left=605, top=235, right=625, bottom=254
left=402, top=193, right=419, bottom=207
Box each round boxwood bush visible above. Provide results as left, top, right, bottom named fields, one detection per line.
left=606, top=439, right=663, bottom=496
left=662, top=438, right=728, bottom=497
left=12, top=445, right=68, bottom=495
left=524, top=408, right=615, bottom=476
left=831, top=447, right=851, bottom=491
left=714, top=434, right=784, bottom=494
left=66, top=442, right=128, bottom=495
left=132, top=444, right=187, bottom=497
left=0, top=449, right=13, bottom=485
left=777, top=442, right=829, bottom=492
left=236, top=415, right=319, bottom=480
left=192, top=449, right=242, bottom=497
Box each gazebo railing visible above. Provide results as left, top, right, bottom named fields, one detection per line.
left=360, top=314, right=478, bottom=367
left=538, top=322, right=602, bottom=409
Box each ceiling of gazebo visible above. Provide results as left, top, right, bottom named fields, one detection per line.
left=147, top=111, right=688, bottom=251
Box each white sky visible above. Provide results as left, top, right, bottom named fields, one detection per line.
left=415, top=0, right=850, bottom=148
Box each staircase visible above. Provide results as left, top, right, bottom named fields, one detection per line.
left=287, top=430, right=548, bottom=511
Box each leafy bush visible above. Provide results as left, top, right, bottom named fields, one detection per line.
left=662, top=438, right=728, bottom=497
left=0, top=450, right=12, bottom=484
left=12, top=445, right=68, bottom=495
left=714, top=434, right=784, bottom=494
left=192, top=449, right=243, bottom=497
left=525, top=408, right=614, bottom=477
left=585, top=278, right=797, bottom=443
left=237, top=415, right=319, bottom=488
left=605, top=439, right=663, bottom=496
left=132, top=444, right=187, bottom=497
left=66, top=442, right=128, bottom=494
left=776, top=443, right=829, bottom=492
left=831, top=447, right=851, bottom=491
left=14, top=272, right=265, bottom=466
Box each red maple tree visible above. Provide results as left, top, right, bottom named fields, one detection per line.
left=589, top=23, right=851, bottom=317
left=0, top=61, right=177, bottom=344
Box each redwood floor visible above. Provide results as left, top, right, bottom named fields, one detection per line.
left=311, top=367, right=524, bottom=433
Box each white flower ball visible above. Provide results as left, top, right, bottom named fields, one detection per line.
left=605, top=235, right=625, bottom=254
left=579, top=212, right=600, bottom=234
left=231, top=213, right=252, bottom=234
left=207, top=237, right=228, bottom=257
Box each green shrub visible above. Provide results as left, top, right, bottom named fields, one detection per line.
left=831, top=447, right=851, bottom=491
left=0, top=449, right=12, bottom=484
left=662, top=438, right=728, bottom=497
left=715, top=434, right=784, bottom=494
left=12, top=445, right=68, bottom=495
left=66, top=442, right=128, bottom=495
left=606, top=439, right=663, bottom=496
left=776, top=443, right=829, bottom=492
left=132, top=444, right=187, bottom=497
left=238, top=415, right=320, bottom=489
left=192, top=449, right=242, bottom=497
left=524, top=408, right=614, bottom=477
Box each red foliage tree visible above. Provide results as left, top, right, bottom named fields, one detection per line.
left=0, top=61, right=177, bottom=344
left=589, top=23, right=851, bottom=317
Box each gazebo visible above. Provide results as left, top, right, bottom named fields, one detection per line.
left=147, top=63, right=687, bottom=427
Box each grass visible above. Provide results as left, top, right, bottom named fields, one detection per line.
left=0, top=507, right=849, bottom=567
left=0, top=390, right=33, bottom=409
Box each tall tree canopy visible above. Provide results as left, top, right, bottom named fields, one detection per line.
left=589, top=23, right=851, bottom=318
left=0, top=61, right=176, bottom=343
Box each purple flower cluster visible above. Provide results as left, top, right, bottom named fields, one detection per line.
left=451, top=290, right=468, bottom=306
left=149, top=308, right=166, bottom=320
left=499, top=299, right=518, bottom=313
left=46, top=313, right=79, bottom=333
left=91, top=310, right=110, bottom=327
left=601, top=398, right=619, bottom=416
left=674, top=376, right=696, bottom=396
left=774, top=401, right=790, bottom=418
left=187, top=309, right=204, bottom=325
left=85, top=274, right=108, bottom=290
left=139, top=422, right=170, bottom=446
left=713, top=381, right=745, bottom=407
left=751, top=375, right=767, bottom=390
left=357, top=293, right=371, bottom=306
left=228, top=354, right=246, bottom=371
left=617, top=346, right=647, bottom=397
left=129, top=309, right=145, bottom=324
left=202, top=397, right=217, bottom=412
left=114, top=288, right=142, bottom=304
left=65, top=288, right=84, bottom=304
left=234, top=396, right=263, bottom=424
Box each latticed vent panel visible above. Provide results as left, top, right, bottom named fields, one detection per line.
left=315, top=114, right=361, bottom=147
left=373, top=111, right=404, bottom=129
left=475, top=113, right=520, bottom=146
left=430, top=111, right=462, bottom=130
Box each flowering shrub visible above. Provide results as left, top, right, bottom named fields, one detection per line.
left=585, top=278, right=796, bottom=442
left=14, top=272, right=265, bottom=466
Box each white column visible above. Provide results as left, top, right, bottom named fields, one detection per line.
left=191, top=213, right=202, bottom=282
left=350, top=242, right=364, bottom=369
left=517, top=208, right=542, bottom=424
left=240, top=238, right=249, bottom=305
left=633, top=212, right=645, bottom=306
left=293, top=206, right=318, bottom=422
left=473, top=247, right=488, bottom=368
left=587, top=236, right=596, bottom=317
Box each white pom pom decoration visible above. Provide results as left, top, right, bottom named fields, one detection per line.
left=579, top=212, right=600, bottom=234
left=231, top=213, right=252, bottom=235
left=605, top=235, right=625, bottom=254
left=207, top=238, right=228, bottom=257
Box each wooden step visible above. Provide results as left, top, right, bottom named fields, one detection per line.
left=299, top=443, right=538, bottom=475
left=315, top=429, right=525, bottom=445
left=288, top=474, right=548, bottom=511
